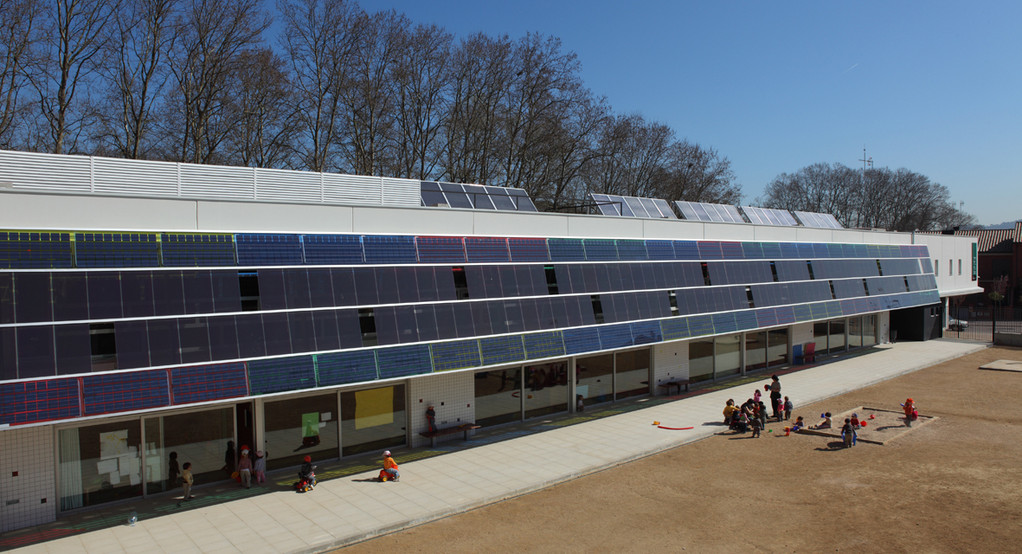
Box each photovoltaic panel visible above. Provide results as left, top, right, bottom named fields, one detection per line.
left=247, top=356, right=316, bottom=395
left=161, top=233, right=235, bottom=266
left=711, top=312, right=738, bottom=334
left=486, top=187, right=518, bottom=211
left=0, top=378, right=80, bottom=425
left=562, top=327, right=601, bottom=354
left=755, top=308, right=778, bottom=328
left=430, top=340, right=482, bottom=371
left=598, top=324, right=633, bottom=349
left=479, top=335, right=525, bottom=366
left=416, top=236, right=466, bottom=263
left=583, top=239, right=618, bottom=261
left=720, top=242, right=744, bottom=259
left=630, top=321, right=662, bottom=344
left=674, top=201, right=744, bottom=223
left=548, top=238, right=586, bottom=261
left=741, top=206, right=799, bottom=226
left=589, top=193, right=677, bottom=219
left=362, top=235, right=417, bottom=263
left=697, top=241, right=723, bottom=259
left=615, top=239, right=647, bottom=261
left=81, top=371, right=170, bottom=416
left=170, top=362, right=248, bottom=404
left=75, top=232, right=160, bottom=267
left=236, top=234, right=303, bottom=265
left=652, top=198, right=678, bottom=219
left=660, top=317, right=691, bottom=340
left=508, top=238, right=550, bottom=262
left=315, top=350, right=378, bottom=385
left=303, top=234, right=364, bottom=265
left=793, top=210, right=843, bottom=229
left=523, top=331, right=565, bottom=359
left=420, top=181, right=447, bottom=207
left=0, top=231, right=73, bottom=269
left=464, top=185, right=495, bottom=209
left=591, top=193, right=622, bottom=216
left=377, top=344, right=433, bottom=378
left=507, top=188, right=538, bottom=211
left=465, top=237, right=510, bottom=262
left=645, top=240, right=674, bottom=260
left=422, top=181, right=538, bottom=212
left=673, top=240, right=699, bottom=259
left=687, top=314, right=714, bottom=336
left=734, top=311, right=759, bottom=331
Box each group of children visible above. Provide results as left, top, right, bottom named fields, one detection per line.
left=723, top=393, right=794, bottom=438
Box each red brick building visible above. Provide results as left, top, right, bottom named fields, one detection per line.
left=942, top=221, right=1021, bottom=310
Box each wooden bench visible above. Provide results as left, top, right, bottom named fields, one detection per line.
left=657, top=379, right=691, bottom=396
left=419, top=423, right=481, bottom=447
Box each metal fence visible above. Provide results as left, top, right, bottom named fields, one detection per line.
left=945, top=306, right=1022, bottom=342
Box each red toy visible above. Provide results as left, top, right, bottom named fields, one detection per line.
left=860, top=421, right=867, bottom=427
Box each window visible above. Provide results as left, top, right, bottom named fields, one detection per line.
left=948, top=259, right=952, bottom=276
left=958, top=259, right=962, bottom=275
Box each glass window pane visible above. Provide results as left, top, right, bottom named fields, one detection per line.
left=715, top=335, right=741, bottom=378
left=616, top=349, right=650, bottom=398
left=576, top=353, right=613, bottom=406
left=689, top=338, right=714, bottom=382
left=475, top=369, right=522, bottom=426
left=265, top=393, right=340, bottom=469
left=524, top=361, right=569, bottom=418
left=59, top=421, right=142, bottom=508
left=340, top=385, right=406, bottom=456
left=143, top=407, right=233, bottom=494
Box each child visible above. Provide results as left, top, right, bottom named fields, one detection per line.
left=750, top=416, right=762, bottom=438
left=783, top=397, right=793, bottom=421
left=723, top=399, right=738, bottom=425
left=253, top=450, right=266, bottom=484
left=902, top=398, right=918, bottom=425
left=812, top=412, right=832, bottom=429
left=850, top=413, right=861, bottom=428
left=380, top=450, right=400, bottom=482
left=791, top=415, right=806, bottom=432
left=841, top=418, right=857, bottom=448
left=180, top=462, right=194, bottom=503
left=237, top=447, right=252, bottom=488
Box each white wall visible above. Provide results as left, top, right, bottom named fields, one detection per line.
left=914, top=233, right=981, bottom=297
left=0, top=426, right=56, bottom=532
left=407, top=372, right=475, bottom=448
left=652, top=341, right=689, bottom=394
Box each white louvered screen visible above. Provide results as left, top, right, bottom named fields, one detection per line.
left=0, top=150, right=92, bottom=193
left=255, top=167, right=322, bottom=203
left=93, top=157, right=179, bottom=197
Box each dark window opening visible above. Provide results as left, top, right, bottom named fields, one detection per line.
left=668, top=290, right=679, bottom=316
left=358, top=308, right=377, bottom=347
left=769, top=261, right=779, bottom=282
left=239, top=271, right=259, bottom=311
left=545, top=266, right=559, bottom=295
left=903, top=276, right=911, bottom=292
left=806, top=261, right=815, bottom=280
left=876, top=260, right=884, bottom=276
left=591, top=295, right=604, bottom=324
left=90, top=323, right=117, bottom=371
left=828, top=280, right=837, bottom=299
left=452, top=267, right=469, bottom=299
left=862, top=279, right=870, bottom=296
left=700, top=262, right=711, bottom=286
left=745, top=286, right=755, bottom=308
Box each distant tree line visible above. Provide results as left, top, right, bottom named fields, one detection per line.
left=759, top=162, right=975, bottom=232
left=0, top=0, right=741, bottom=210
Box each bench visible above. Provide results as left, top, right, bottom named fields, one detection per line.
left=419, top=423, right=481, bottom=447
left=657, top=379, right=691, bottom=396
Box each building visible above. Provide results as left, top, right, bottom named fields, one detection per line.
left=931, top=222, right=1021, bottom=313
left=0, top=150, right=980, bottom=532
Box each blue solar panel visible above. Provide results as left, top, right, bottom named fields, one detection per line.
left=583, top=239, right=618, bottom=261
left=0, top=231, right=73, bottom=269
left=791, top=304, right=812, bottom=321
left=645, top=240, right=674, bottom=260
left=161, top=233, right=235, bottom=266
left=416, top=236, right=466, bottom=263
left=0, top=378, right=80, bottom=425
left=508, top=238, right=550, bottom=262
left=595, top=324, right=631, bottom=349
left=247, top=356, right=316, bottom=395
left=236, top=234, right=303, bottom=265
left=562, top=327, right=601, bottom=354
left=720, top=242, right=745, bottom=259
left=82, top=371, right=170, bottom=416
left=522, top=331, right=565, bottom=359
left=363, top=235, right=417, bottom=264
left=673, top=241, right=700, bottom=260
left=660, top=318, right=691, bottom=341
left=303, top=234, right=364, bottom=264
left=779, top=242, right=799, bottom=259
left=430, top=340, right=482, bottom=371
left=377, top=344, right=433, bottom=378
left=734, top=311, right=759, bottom=331
left=629, top=321, right=662, bottom=345
left=687, top=315, right=714, bottom=336
left=712, top=312, right=738, bottom=334
left=742, top=242, right=765, bottom=260
left=316, top=350, right=378, bottom=385
left=75, top=232, right=161, bottom=267
left=479, top=335, right=525, bottom=366
left=548, top=238, right=586, bottom=261
left=170, top=362, right=248, bottom=404
left=465, top=237, right=510, bottom=262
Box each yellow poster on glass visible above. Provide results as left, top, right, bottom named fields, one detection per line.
left=354, top=387, right=393, bottom=429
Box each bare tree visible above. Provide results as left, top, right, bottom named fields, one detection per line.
left=222, top=47, right=295, bottom=167
left=166, top=0, right=269, bottom=164
left=653, top=141, right=741, bottom=204
left=95, top=0, right=178, bottom=159
left=0, top=0, right=41, bottom=148
left=535, top=91, right=608, bottom=210
left=585, top=114, right=673, bottom=197
left=277, top=0, right=361, bottom=172
left=30, top=0, right=120, bottom=154
left=388, top=21, right=451, bottom=179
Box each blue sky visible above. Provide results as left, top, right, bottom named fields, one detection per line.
left=367, top=0, right=1021, bottom=226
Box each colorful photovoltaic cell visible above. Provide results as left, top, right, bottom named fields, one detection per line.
left=687, top=315, right=714, bottom=336
left=363, top=235, right=417, bottom=264
left=629, top=321, right=662, bottom=345
left=616, top=240, right=648, bottom=261
left=315, top=350, right=378, bottom=385
left=170, top=362, right=248, bottom=404
left=75, top=232, right=161, bottom=268
left=734, top=311, right=759, bottom=331
left=660, top=317, right=691, bottom=341
left=598, top=324, right=633, bottom=349
left=0, top=378, right=80, bottom=425
left=161, top=233, right=235, bottom=266
left=416, top=236, right=466, bottom=263
left=508, top=238, right=550, bottom=262
left=479, top=335, right=525, bottom=366
left=523, top=331, right=565, bottom=359
left=303, top=234, right=364, bottom=265
left=755, top=308, right=778, bottom=328
left=431, top=340, right=482, bottom=371
left=0, top=231, right=73, bottom=269
left=673, top=241, right=700, bottom=260
left=548, top=238, right=586, bottom=261
left=81, top=371, right=169, bottom=416
left=583, top=239, right=618, bottom=261
left=236, top=234, right=303, bottom=265
left=377, top=344, right=433, bottom=378
left=562, top=327, right=601, bottom=354
left=711, top=312, right=738, bottom=334
left=791, top=304, right=813, bottom=322
left=465, top=237, right=510, bottom=263
left=645, top=240, right=674, bottom=260
left=247, top=356, right=316, bottom=395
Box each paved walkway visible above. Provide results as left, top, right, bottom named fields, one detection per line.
left=6, top=340, right=986, bottom=553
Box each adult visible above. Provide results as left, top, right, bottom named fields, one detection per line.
left=223, top=440, right=236, bottom=477
left=769, top=375, right=782, bottom=420
left=167, top=451, right=180, bottom=491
